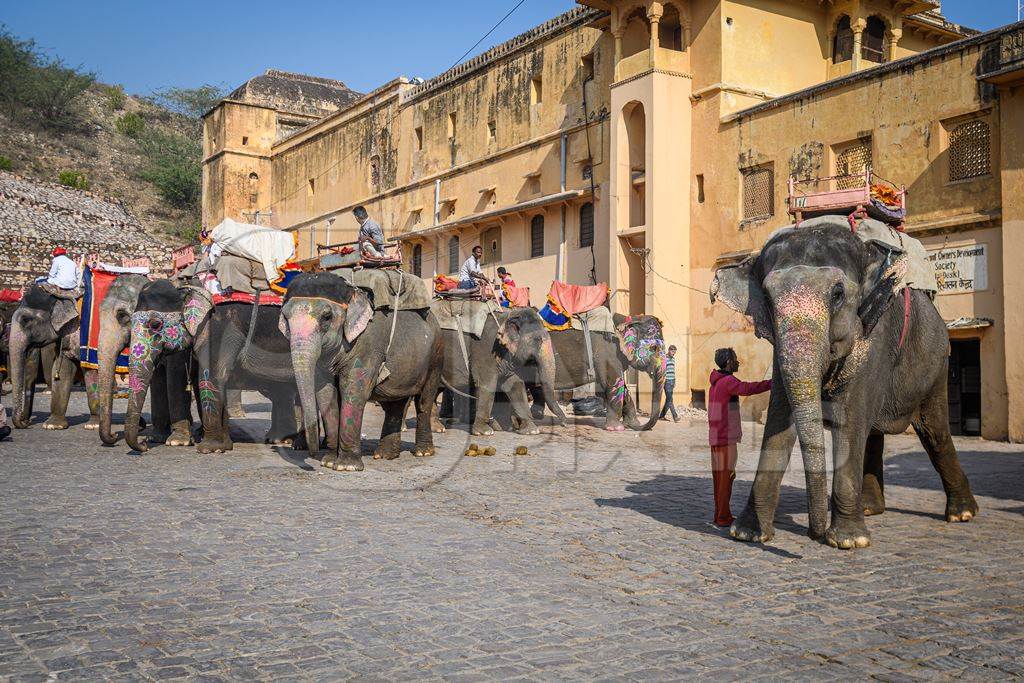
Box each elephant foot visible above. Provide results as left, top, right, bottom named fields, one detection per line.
left=946, top=494, right=979, bottom=523
left=414, top=444, right=436, bottom=458
left=83, top=416, right=100, bottom=431
left=429, top=416, right=446, bottom=434
left=165, top=421, right=193, bottom=447
left=862, top=496, right=886, bottom=517
left=729, top=506, right=774, bottom=544
left=372, top=446, right=400, bottom=461
left=197, top=438, right=233, bottom=454
left=471, top=423, right=494, bottom=436
left=43, top=417, right=69, bottom=431
left=530, top=407, right=545, bottom=422
left=517, top=421, right=540, bottom=436
left=332, top=453, right=364, bottom=472
left=290, top=432, right=308, bottom=452
left=265, top=437, right=294, bottom=446
left=824, top=518, right=871, bottom=549
left=603, top=422, right=626, bottom=432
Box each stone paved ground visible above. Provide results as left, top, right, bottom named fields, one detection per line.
left=1, top=391, right=1023, bottom=681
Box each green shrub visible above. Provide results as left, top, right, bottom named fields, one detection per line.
left=0, top=156, right=12, bottom=171
left=115, top=112, right=145, bottom=138
left=103, top=84, right=126, bottom=111
left=57, top=170, right=89, bottom=190
left=137, top=129, right=201, bottom=211
left=151, top=84, right=226, bottom=119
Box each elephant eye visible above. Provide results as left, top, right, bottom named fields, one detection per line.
left=319, top=309, right=333, bottom=322
left=830, top=283, right=845, bottom=309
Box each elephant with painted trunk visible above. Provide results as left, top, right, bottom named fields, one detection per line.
left=711, top=217, right=978, bottom=549
left=281, top=272, right=443, bottom=472
left=531, top=312, right=667, bottom=431
left=94, top=274, right=193, bottom=447
left=433, top=301, right=565, bottom=436
left=124, top=279, right=301, bottom=453
left=7, top=284, right=97, bottom=430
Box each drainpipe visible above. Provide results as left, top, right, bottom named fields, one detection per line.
left=557, top=132, right=568, bottom=281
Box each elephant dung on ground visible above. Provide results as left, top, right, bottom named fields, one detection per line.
left=711, top=217, right=978, bottom=549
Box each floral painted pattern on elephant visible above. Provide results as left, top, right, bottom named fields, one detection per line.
left=198, top=369, right=218, bottom=416
left=609, top=375, right=627, bottom=406
left=340, top=359, right=373, bottom=451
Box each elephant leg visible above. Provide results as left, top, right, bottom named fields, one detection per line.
left=528, top=383, right=546, bottom=421
left=266, top=391, right=299, bottom=445
left=83, top=368, right=100, bottom=430
left=731, top=382, right=796, bottom=544
left=430, top=388, right=447, bottom=433
left=603, top=375, right=627, bottom=432
left=862, top=433, right=886, bottom=516
left=226, top=388, right=246, bottom=418
left=41, top=344, right=55, bottom=393
left=149, top=363, right=172, bottom=443
left=373, top=399, right=407, bottom=461
left=316, top=382, right=339, bottom=455
left=196, top=355, right=232, bottom=454
left=826, top=415, right=871, bottom=549
left=163, top=353, right=193, bottom=446
left=43, top=356, right=75, bottom=430
left=413, top=373, right=441, bottom=459
left=470, top=370, right=497, bottom=436
left=913, top=386, right=978, bottom=523
left=501, top=376, right=539, bottom=435
left=332, top=362, right=376, bottom=472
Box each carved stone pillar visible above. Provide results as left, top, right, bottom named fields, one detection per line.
left=649, top=15, right=661, bottom=67
left=613, top=28, right=624, bottom=81
left=851, top=18, right=866, bottom=71
left=887, top=28, right=903, bottom=62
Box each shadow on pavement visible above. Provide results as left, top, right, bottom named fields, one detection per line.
left=883, top=449, right=1024, bottom=505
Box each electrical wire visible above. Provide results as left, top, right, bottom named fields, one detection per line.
left=444, top=0, right=530, bottom=75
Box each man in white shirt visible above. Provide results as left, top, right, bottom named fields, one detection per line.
left=458, top=245, right=485, bottom=289
left=46, top=247, right=79, bottom=290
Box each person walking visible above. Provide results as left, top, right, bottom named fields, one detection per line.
left=707, top=347, right=771, bottom=527
left=659, top=345, right=680, bottom=422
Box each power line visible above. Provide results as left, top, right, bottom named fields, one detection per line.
left=445, top=0, right=529, bottom=74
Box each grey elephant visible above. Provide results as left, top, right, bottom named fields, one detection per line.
left=281, top=272, right=443, bottom=472
left=433, top=301, right=565, bottom=436
left=124, top=279, right=302, bottom=453
left=532, top=312, right=667, bottom=431
left=8, top=284, right=98, bottom=430
left=711, top=217, right=978, bottom=549
left=94, top=274, right=193, bottom=447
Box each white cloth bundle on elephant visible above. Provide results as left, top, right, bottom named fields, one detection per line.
left=430, top=299, right=502, bottom=338
left=209, top=218, right=295, bottom=282
left=769, top=216, right=937, bottom=293
left=570, top=306, right=616, bottom=334
left=332, top=268, right=433, bottom=311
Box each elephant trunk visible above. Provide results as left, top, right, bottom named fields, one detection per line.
left=536, top=338, right=566, bottom=425
left=124, top=341, right=159, bottom=453
left=98, top=316, right=129, bottom=445
left=288, top=320, right=323, bottom=458
left=626, top=354, right=665, bottom=432
left=8, top=322, right=32, bottom=428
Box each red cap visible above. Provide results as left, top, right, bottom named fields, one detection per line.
left=52, top=247, right=67, bottom=257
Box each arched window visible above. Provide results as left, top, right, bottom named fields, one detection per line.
left=412, top=244, right=422, bottom=277
left=579, top=202, right=594, bottom=248
left=448, top=235, right=460, bottom=274
left=833, top=16, right=853, bottom=63
left=247, top=172, right=259, bottom=206
left=530, top=215, right=545, bottom=258
left=862, top=16, right=886, bottom=63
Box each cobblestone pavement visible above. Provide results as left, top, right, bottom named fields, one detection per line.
left=1, top=391, right=1022, bottom=681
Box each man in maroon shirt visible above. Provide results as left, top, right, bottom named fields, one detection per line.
left=708, top=348, right=772, bottom=527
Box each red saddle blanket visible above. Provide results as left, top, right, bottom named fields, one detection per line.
left=546, top=281, right=608, bottom=316
left=212, top=290, right=284, bottom=306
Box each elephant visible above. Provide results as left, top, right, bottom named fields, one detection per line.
left=124, top=279, right=301, bottom=453
left=281, top=272, right=443, bottom=472
left=8, top=284, right=98, bottom=430
left=95, top=274, right=193, bottom=447
left=437, top=304, right=565, bottom=436
left=710, top=218, right=978, bottom=549
left=531, top=313, right=667, bottom=431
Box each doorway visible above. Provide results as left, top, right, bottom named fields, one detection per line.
left=947, top=339, right=981, bottom=436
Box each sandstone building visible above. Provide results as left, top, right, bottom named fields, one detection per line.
left=202, top=1, right=1024, bottom=442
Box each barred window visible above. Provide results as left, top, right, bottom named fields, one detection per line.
left=861, top=16, right=886, bottom=63
left=948, top=119, right=991, bottom=182
left=742, top=166, right=774, bottom=222
left=530, top=215, right=545, bottom=258
left=412, top=244, right=422, bottom=277
left=835, top=141, right=872, bottom=190
left=579, top=202, right=594, bottom=248
left=448, top=235, right=460, bottom=274
left=833, top=16, right=853, bottom=63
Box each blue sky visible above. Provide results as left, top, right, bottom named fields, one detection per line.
left=1, top=1, right=1018, bottom=97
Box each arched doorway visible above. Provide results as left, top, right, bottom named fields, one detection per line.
left=622, top=101, right=646, bottom=228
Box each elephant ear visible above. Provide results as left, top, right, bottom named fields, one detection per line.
left=180, top=286, right=213, bottom=338
left=344, top=290, right=374, bottom=343
left=858, top=242, right=909, bottom=338
left=50, top=298, right=79, bottom=337
left=710, top=257, right=774, bottom=343
left=278, top=313, right=289, bottom=339
left=495, top=311, right=520, bottom=355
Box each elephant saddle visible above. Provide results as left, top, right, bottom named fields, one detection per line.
left=212, top=290, right=284, bottom=307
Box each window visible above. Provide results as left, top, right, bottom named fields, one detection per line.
left=579, top=202, right=594, bottom=248
left=582, top=163, right=593, bottom=181
left=696, top=174, right=705, bottom=203
left=742, top=165, right=774, bottom=222
left=248, top=172, right=259, bottom=206
left=412, top=244, right=422, bottom=277
left=581, top=53, right=595, bottom=82
left=488, top=119, right=496, bottom=142
left=948, top=119, right=991, bottom=181
left=833, top=16, right=853, bottom=63
left=530, top=214, right=545, bottom=258
left=414, top=126, right=423, bottom=151
left=835, top=140, right=872, bottom=190
left=531, top=76, right=543, bottom=105
left=862, top=16, right=886, bottom=63
left=307, top=178, right=315, bottom=196
left=369, top=155, right=380, bottom=190
left=448, top=235, right=460, bottom=274
left=447, top=112, right=457, bottom=140
left=242, top=136, right=249, bottom=146
left=410, top=209, right=422, bottom=226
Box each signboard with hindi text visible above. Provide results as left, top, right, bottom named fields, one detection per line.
left=927, top=243, right=988, bottom=295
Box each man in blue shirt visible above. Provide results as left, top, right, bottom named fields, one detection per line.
left=354, top=206, right=385, bottom=258
left=659, top=344, right=679, bottom=422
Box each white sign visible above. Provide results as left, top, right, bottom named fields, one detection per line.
left=928, top=243, right=987, bottom=295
